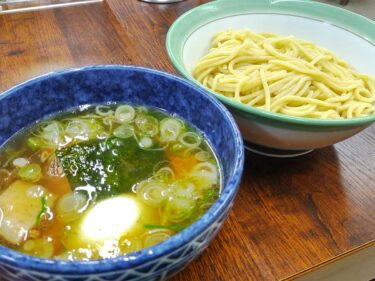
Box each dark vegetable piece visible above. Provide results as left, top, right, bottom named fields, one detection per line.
left=56, top=137, right=165, bottom=198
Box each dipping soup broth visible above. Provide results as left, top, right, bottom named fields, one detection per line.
left=0, top=104, right=221, bottom=260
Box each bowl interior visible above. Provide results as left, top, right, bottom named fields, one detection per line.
left=183, top=13, right=375, bottom=77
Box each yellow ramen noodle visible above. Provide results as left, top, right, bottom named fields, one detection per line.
left=193, top=30, right=375, bottom=119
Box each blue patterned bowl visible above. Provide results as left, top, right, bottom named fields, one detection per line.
left=0, top=65, right=244, bottom=281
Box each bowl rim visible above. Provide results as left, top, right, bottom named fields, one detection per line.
left=0, top=65, right=245, bottom=274
left=166, top=0, right=375, bottom=127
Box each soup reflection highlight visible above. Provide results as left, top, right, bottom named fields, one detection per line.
left=0, top=104, right=221, bottom=260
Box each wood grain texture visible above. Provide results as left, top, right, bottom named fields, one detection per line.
left=0, top=2, right=131, bottom=89
left=0, top=0, right=96, bottom=13
left=0, top=1, right=374, bottom=280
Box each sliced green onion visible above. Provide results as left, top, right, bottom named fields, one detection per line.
left=170, top=180, right=197, bottom=199
left=115, top=105, right=135, bottom=123
left=95, top=105, right=114, bottom=116
left=153, top=167, right=174, bottom=182
left=170, top=143, right=185, bottom=154
left=56, top=192, right=88, bottom=223
left=136, top=180, right=168, bottom=207
left=152, top=161, right=170, bottom=173
left=27, top=137, right=42, bottom=150
left=39, top=122, right=65, bottom=147
left=195, top=151, right=211, bottom=162
left=135, top=115, right=159, bottom=137
left=136, top=106, right=148, bottom=115
left=113, top=124, right=134, bottom=139
left=164, top=196, right=195, bottom=223
left=160, top=118, right=183, bottom=142
left=65, top=120, right=89, bottom=138
left=18, top=163, right=42, bottom=183
left=139, top=137, right=153, bottom=148
left=103, top=116, right=114, bottom=126
left=190, top=162, right=219, bottom=189
left=143, top=229, right=171, bottom=248
left=184, top=147, right=201, bottom=157
left=192, top=162, right=218, bottom=177
left=144, top=224, right=185, bottom=231
left=102, top=116, right=114, bottom=133
left=179, top=132, right=201, bottom=148
left=65, top=119, right=104, bottom=141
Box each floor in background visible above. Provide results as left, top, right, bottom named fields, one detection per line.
left=317, top=0, right=375, bottom=20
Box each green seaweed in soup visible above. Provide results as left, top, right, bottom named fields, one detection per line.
left=56, top=136, right=165, bottom=198
left=0, top=104, right=221, bottom=260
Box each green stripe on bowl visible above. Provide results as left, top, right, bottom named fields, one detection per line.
left=166, top=0, right=375, bottom=128
left=227, top=105, right=367, bottom=132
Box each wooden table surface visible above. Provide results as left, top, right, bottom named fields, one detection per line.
left=0, top=1, right=374, bottom=280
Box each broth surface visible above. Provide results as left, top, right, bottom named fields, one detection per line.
left=0, top=104, right=221, bottom=260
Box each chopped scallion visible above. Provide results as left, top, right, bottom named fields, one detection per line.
left=144, top=224, right=185, bottom=231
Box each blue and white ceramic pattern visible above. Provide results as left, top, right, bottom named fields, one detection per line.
left=0, top=66, right=244, bottom=281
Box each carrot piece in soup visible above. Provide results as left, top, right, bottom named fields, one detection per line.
left=167, top=155, right=198, bottom=178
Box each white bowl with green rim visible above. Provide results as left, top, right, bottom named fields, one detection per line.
left=166, top=0, right=375, bottom=157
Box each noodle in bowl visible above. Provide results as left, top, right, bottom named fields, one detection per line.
left=166, top=0, right=375, bottom=156
left=193, top=30, right=375, bottom=119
